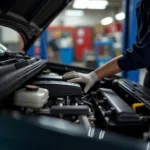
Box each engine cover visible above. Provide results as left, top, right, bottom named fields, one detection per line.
left=32, top=81, right=82, bottom=97
left=36, top=74, right=63, bottom=81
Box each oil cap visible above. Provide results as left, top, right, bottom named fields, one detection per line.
left=25, top=85, right=39, bottom=91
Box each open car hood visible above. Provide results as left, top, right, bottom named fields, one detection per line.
left=0, top=0, right=71, bottom=52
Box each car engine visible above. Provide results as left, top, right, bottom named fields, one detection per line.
left=2, top=64, right=150, bottom=141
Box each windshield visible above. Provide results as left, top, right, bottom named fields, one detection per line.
left=0, top=26, right=21, bottom=54
left=0, top=44, right=9, bottom=53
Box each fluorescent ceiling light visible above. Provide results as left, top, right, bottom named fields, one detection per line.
left=101, top=17, right=113, bottom=25
left=115, top=12, right=125, bottom=20
left=64, top=10, right=84, bottom=17
left=87, top=0, right=108, bottom=9
left=73, top=0, right=109, bottom=10
left=88, top=5, right=106, bottom=10
left=73, top=0, right=90, bottom=9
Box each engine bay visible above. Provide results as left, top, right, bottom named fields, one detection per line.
left=2, top=62, right=150, bottom=141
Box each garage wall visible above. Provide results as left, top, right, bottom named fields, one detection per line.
left=1, top=27, right=19, bottom=43
left=0, top=27, right=20, bottom=51
left=0, top=10, right=118, bottom=48
left=51, top=10, right=116, bottom=26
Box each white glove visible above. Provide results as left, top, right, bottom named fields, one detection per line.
left=63, top=71, right=99, bottom=93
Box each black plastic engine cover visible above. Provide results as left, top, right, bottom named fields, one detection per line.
left=91, top=88, right=145, bottom=137
left=113, top=79, right=150, bottom=109
left=99, top=88, right=141, bottom=123
left=32, top=81, right=82, bottom=97
left=36, top=74, right=64, bottom=81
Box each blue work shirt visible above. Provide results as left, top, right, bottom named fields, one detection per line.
left=118, top=0, right=150, bottom=71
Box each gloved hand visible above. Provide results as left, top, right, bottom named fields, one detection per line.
left=63, top=71, right=99, bottom=93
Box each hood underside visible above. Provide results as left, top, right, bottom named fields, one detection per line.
left=0, top=0, right=71, bottom=52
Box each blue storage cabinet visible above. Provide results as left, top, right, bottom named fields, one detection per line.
left=94, top=41, right=114, bottom=67
left=60, top=47, right=73, bottom=64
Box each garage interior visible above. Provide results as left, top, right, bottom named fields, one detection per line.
left=0, top=0, right=150, bottom=148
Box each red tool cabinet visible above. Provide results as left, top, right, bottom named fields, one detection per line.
left=74, top=27, right=93, bottom=61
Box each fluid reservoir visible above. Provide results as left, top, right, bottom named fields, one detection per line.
left=13, top=85, right=49, bottom=109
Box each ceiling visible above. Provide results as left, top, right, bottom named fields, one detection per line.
left=51, top=0, right=123, bottom=26
left=107, top=0, right=122, bottom=9
left=67, top=0, right=123, bottom=11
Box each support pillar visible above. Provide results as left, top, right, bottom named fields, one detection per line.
left=123, top=0, right=139, bottom=82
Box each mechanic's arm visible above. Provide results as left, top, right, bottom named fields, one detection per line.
left=98, top=27, right=150, bottom=74
left=63, top=29, right=150, bottom=93
left=63, top=56, right=122, bottom=93
left=95, top=55, right=122, bottom=79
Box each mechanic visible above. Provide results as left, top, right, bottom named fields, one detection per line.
left=63, top=0, right=150, bottom=93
